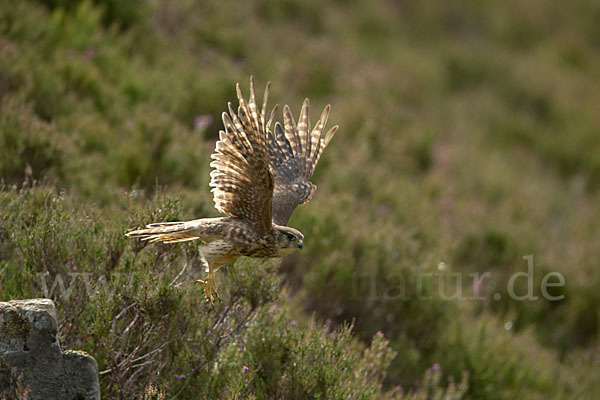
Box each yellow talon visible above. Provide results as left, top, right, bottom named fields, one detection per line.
left=195, top=277, right=219, bottom=306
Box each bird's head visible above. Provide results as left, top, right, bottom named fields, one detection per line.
left=273, top=225, right=304, bottom=256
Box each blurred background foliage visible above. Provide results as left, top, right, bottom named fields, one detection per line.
left=1, top=0, right=600, bottom=398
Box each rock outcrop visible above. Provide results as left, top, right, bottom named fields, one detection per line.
left=0, top=299, right=100, bottom=400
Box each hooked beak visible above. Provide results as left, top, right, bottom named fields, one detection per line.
left=297, top=240, right=303, bottom=250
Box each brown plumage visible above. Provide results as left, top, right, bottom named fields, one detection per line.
left=269, top=100, right=338, bottom=225
left=126, top=77, right=338, bottom=304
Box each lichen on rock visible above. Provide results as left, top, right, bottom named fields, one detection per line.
left=0, top=308, right=30, bottom=340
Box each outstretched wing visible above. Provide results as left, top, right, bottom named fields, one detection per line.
left=210, top=78, right=274, bottom=235
left=268, top=99, right=338, bottom=225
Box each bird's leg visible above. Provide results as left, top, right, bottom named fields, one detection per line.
left=195, top=258, right=219, bottom=306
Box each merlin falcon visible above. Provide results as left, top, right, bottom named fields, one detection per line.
left=126, top=78, right=338, bottom=304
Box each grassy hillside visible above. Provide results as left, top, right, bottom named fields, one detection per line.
left=1, top=0, right=600, bottom=398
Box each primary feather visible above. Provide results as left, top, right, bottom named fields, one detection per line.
left=268, top=97, right=338, bottom=225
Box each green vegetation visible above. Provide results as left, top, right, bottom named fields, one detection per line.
left=1, top=0, right=600, bottom=398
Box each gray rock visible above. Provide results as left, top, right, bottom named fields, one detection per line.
left=0, top=299, right=100, bottom=400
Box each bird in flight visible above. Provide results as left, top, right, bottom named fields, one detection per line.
left=126, top=77, right=338, bottom=305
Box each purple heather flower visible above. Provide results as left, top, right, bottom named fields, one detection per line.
left=432, top=363, right=441, bottom=372
left=194, top=115, right=213, bottom=130
left=242, top=365, right=249, bottom=372
left=473, top=278, right=484, bottom=295
left=375, top=202, right=391, bottom=216
left=174, top=374, right=185, bottom=380
left=290, top=320, right=298, bottom=327
left=396, top=385, right=403, bottom=392
left=82, top=47, right=95, bottom=61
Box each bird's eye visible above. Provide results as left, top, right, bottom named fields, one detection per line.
left=286, top=233, right=295, bottom=240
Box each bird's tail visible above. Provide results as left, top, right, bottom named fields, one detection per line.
left=125, top=221, right=200, bottom=244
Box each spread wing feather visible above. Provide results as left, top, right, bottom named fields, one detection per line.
left=268, top=99, right=338, bottom=225
left=209, top=77, right=273, bottom=235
